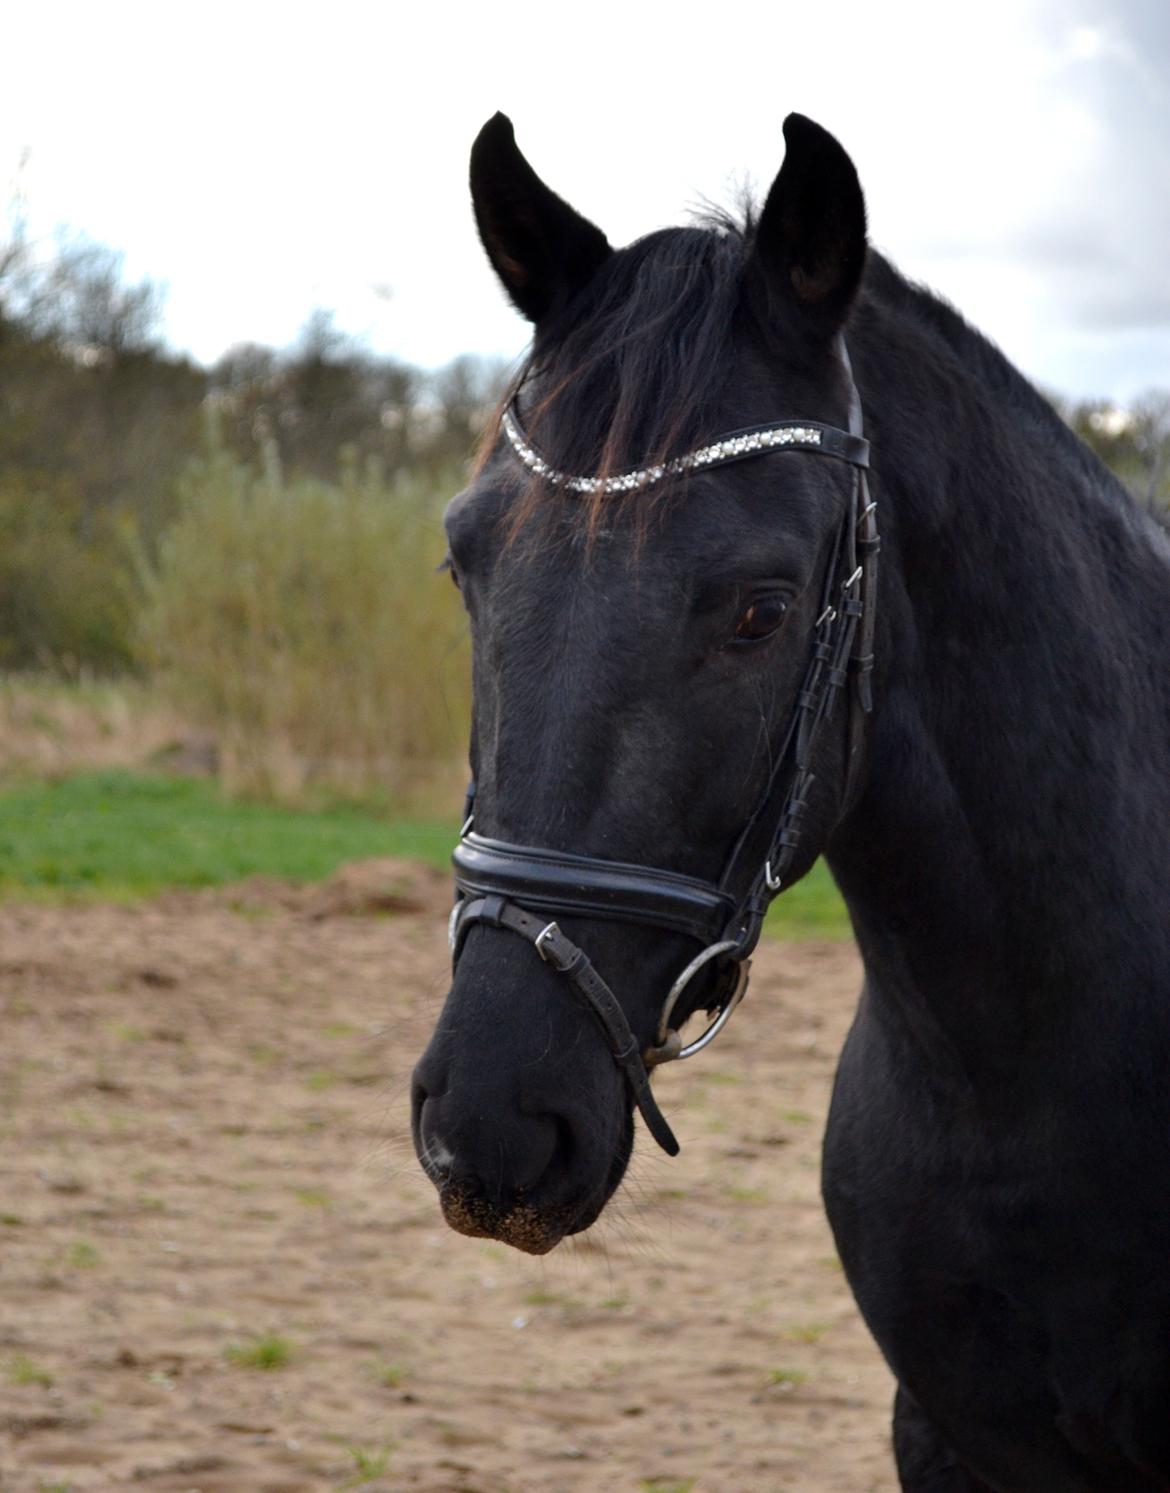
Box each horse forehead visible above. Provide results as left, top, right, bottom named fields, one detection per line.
left=492, top=542, right=679, bottom=639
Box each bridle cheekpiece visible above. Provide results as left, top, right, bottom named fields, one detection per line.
left=449, top=345, right=880, bottom=1157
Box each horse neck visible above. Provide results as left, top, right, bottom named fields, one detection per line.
left=826, top=291, right=1170, bottom=1064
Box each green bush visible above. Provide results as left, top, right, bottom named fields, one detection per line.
left=0, top=473, right=135, bottom=672
left=135, top=439, right=469, bottom=803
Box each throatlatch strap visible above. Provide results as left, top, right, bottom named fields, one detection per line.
left=452, top=895, right=680, bottom=1156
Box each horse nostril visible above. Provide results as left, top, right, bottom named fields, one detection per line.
left=416, top=1104, right=570, bottom=1207
left=416, top=1099, right=455, bottom=1185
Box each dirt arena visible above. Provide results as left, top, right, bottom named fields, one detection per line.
left=0, top=863, right=894, bottom=1491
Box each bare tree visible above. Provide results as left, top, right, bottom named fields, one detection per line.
left=0, top=152, right=34, bottom=339
left=1129, top=391, right=1170, bottom=512
left=1060, top=391, right=1170, bottom=523
left=28, top=239, right=163, bottom=359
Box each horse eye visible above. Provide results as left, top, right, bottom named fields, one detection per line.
left=734, top=594, right=787, bottom=642
left=439, top=554, right=461, bottom=590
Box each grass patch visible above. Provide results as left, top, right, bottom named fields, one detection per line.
left=7, top=1353, right=53, bottom=1387
left=784, top=1321, right=831, bottom=1344
left=726, top=1186, right=768, bottom=1204
left=763, top=857, right=850, bottom=939
left=0, top=770, right=456, bottom=899
left=65, top=1241, right=100, bottom=1269
left=322, top=1021, right=357, bottom=1037
left=107, top=1023, right=146, bottom=1042
left=765, top=1367, right=808, bottom=1389
left=0, top=767, right=853, bottom=936
left=303, top=1071, right=339, bottom=1093
left=224, top=1333, right=294, bottom=1371
left=522, top=1289, right=565, bottom=1307
left=371, top=1360, right=406, bottom=1389
left=341, top=1443, right=395, bottom=1486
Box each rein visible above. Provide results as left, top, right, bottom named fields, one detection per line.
left=449, top=344, right=879, bottom=1156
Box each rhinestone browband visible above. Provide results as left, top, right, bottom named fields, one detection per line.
left=501, top=404, right=868, bottom=496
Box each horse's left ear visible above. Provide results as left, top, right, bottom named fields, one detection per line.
left=470, top=112, right=612, bottom=324
left=749, top=114, right=867, bottom=333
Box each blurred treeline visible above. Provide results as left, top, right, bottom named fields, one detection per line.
left=1058, top=393, right=1170, bottom=520
left=0, top=222, right=503, bottom=675
left=0, top=218, right=1166, bottom=804
left=0, top=221, right=505, bottom=800
left=0, top=214, right=507, bottom=800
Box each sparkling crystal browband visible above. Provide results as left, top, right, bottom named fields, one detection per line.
left=501, top=405, right=844, bottom=496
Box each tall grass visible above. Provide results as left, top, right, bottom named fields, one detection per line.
left=0, top=673, right=186, bottom=780
left=136, top=439, right=468, bottom=804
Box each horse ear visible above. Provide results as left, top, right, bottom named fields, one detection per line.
left=750, top=114, right=867, bottom=332
left=469, top=113, right=612, bottom=324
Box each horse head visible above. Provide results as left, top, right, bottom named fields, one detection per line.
left=412, top=112, right=872, bottom=1254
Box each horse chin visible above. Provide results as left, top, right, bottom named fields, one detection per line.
left=438, top=1187, right=577, bottom=1255
left=437, top=1138, right=630, bottom=1255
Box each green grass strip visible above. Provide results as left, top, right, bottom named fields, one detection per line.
left=761, top=857, right=850, bottom=940
left=0, top=770, right=851, bottom=936
left=0, top=770, right=452, bottom=899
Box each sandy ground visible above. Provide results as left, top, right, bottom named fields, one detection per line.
left=0, top=864, right=894, bottom=1492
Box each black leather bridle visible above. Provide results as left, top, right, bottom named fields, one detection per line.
left=448, top=344, right=879, bottom=1156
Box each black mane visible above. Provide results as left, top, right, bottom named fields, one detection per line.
left=493, top=214, right=1146, bottom=541
left=506, top=221, right=749, bottom=486
left=859, top=249, right=1137, bottom=508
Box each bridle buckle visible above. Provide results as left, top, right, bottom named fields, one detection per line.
left=533, top=921, right=561, bottom=962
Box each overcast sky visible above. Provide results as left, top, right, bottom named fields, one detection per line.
left=3, top=0, right=1167, bottom=402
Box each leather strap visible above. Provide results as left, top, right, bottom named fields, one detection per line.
left=715, top=339, right=879, bottom=956
left=453, top=833, right=737, bottom=945
left=452, top=895, right=681, bottom=1156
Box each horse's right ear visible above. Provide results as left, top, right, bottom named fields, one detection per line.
left=469, top=113, right=612, bottom=325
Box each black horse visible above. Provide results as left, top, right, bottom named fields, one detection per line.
left=412, top=112, right=1170, bottom=1490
